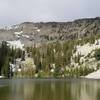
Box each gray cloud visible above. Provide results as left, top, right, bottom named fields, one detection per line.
left=0, top=0, right=100, bottom=26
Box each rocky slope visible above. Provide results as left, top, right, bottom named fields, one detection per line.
left=0, top=17, right=100, bottom=46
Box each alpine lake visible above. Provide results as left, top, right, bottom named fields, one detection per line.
left=0, top=78, right=100, bottom=100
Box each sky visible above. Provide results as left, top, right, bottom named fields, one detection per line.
left=0, top=0, right=100, bottom=26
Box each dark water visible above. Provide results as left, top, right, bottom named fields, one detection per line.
left=0, top=79, right=100, bottom=100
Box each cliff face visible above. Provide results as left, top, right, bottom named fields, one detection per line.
left=0, top=17, right=100, bottom=46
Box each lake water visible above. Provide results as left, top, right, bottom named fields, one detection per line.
left=0, top=79, right=100, bottom=100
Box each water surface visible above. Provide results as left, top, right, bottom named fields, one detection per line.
left=0, top=79, right=100, bottom=100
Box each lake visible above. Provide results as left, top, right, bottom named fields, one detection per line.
left=0, top=79, right=100, bottom=100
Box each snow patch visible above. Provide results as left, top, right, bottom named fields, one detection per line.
left=22, top=35, right=30, bottom=39
left=14, top=31, right=23, bottom=35
left=0, top=26, right=13, bottom=30
left=7, top=40, right=24, bottom=50
left=0, top=76, right=4, bottom=78
left=50, top=69, right=55, bottom=73
left=37, top=29, right=40, bottom=32
left=18, top=68, right=21, bottom=72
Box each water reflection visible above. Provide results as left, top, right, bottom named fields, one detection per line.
left=70, top=80, right=100, bottom=100
left=0, top=79, right=100, bottom=100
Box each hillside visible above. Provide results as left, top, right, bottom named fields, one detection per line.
left=0, top=17, right=100, bottom=46
left=0, top=17, right=100, bottom=78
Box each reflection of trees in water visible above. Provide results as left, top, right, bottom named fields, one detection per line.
left=1, top=79, right=100, bottom=100
left=10, top=80, right=35, bottom=100
left=10, top=80, right=72, bottom=100
left=31, top=80, right=70, bottom=100
left=0, top=86, right=11, bottom=100
left=70, top=80, right=100, bottom=100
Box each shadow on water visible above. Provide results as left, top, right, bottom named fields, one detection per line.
left=0, top=79, right=100, bottom=100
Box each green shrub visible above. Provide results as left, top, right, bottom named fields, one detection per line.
left=94, top=49, right=100, bottom=60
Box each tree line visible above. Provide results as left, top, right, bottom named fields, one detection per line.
left=0, top=41, right=22, bottom=78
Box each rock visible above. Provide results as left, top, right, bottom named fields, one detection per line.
left=85, top=70, right=100, bottom=79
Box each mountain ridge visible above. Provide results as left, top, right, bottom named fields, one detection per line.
left=0, top=17, right=100, bottom=46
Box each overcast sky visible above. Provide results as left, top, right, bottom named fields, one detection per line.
left=0, top=0, right=100, bottom=26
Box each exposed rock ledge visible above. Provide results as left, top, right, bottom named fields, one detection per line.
left=85, top=70, right=100, bottom=79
